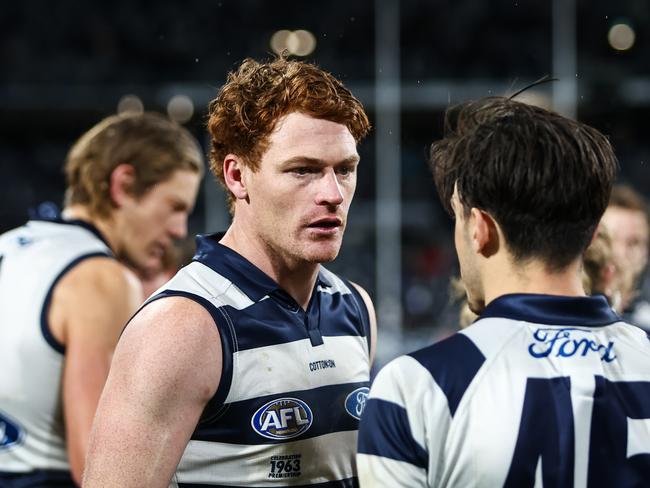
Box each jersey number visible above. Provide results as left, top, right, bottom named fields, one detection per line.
left=504, top=376, right=650, bottom=487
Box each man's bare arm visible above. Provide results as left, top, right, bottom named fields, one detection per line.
left=49, top=257, right=143, bottom=484
left=83, top=296, right=222, bottom=487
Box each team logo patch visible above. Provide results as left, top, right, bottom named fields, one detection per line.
left=529, top=328, right=617, bottom=363
left=251, top=398, right=313, bottom=440
left=0, top=411, right=24, bottom=449
left=345, top=386, right=369, bottom=420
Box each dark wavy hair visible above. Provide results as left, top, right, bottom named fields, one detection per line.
left=430, top=97, right=618, bottom=270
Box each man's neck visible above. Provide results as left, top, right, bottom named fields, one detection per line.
left=219, top=224, right=320, bottom=310
left=482, top=255, right=586, bottom=307
left=61, top=205, right=119, bottom=255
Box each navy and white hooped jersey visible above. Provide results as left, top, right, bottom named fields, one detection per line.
left=0, top=219, right=112, bottom=484
left=145, top=234, right=372, bottom=488
left=358, top=294, right=650, bottom=488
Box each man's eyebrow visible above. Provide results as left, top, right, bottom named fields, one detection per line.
left=281, top=155, right=360, bottom=166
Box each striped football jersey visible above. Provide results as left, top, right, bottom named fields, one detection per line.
left=358, top=293, right=650, bottom=487
left=0, top=219, right=112, bottom=486
left=142, top=234, right=372, bottom=487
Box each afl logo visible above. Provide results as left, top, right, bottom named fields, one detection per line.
left=251, top=398, right=313, bottom=440
left=345, top=386, right=370, bottom=420
left=0, top=411, right=24, bottom=450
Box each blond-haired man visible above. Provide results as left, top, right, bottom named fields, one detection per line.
left=0, top=112, right=203, bottom=486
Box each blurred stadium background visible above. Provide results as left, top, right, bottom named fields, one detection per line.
left=2, top=0, right=649, bottom=365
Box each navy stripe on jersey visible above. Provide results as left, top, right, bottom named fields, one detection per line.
left=39, top=251, right=112, bottom=354
left=357, top=398, right=428, bottom=468
left=0, top=469, right=76, bottom=487
left=480, top=293, right=620, bottom=327
left=409, top=334, right=485, bottom=416
left=146, top=290, right=235, bottom=420
left=192, top=381, right=368, bottom=445
left=178, top=479, right=358, bottom=488
left=217, top=293, right=366, bottom=352
left=190, top=234, right=367, bottom=352
left=193, top=233, right=333, bottom=302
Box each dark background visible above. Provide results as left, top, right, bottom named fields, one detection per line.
left=2, top=0, right=649, bottom=363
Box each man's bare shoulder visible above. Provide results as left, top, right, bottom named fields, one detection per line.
left=130, top=295, right=216, bottom=332
left=114, top=295, right=222, bottom=408
left=49, top=256, right=143, bottom=343
left=121, top=296, right=221, bottom=374
left=57, top=256, right=142, bottom=301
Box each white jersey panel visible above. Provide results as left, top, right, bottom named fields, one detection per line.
left=0, top=220, right=111, bottom=473
left=358, top=294, right=650, bottom=488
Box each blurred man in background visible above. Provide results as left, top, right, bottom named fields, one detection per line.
left=0, top=112, right=203, bottom=486
left=601, top=183, right=650, bottom=331
left=358, top=97, right=650, bottom=486
left=84, top=57, right=376, bottom=487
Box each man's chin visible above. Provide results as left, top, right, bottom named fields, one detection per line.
left=132, top=255, right=164, bottom=277
left=302, top=244, right=341, bottom=264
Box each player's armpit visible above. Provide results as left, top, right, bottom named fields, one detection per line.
left=83, top=296, right=222, bottom=488
left=350, top=281, right=378, bottom=366
left=49, top=256, right=143, bottom=485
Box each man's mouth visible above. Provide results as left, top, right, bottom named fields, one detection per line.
left=151, top=242, right=168, bottom=258
left=307, top=218, right=342, bottom=229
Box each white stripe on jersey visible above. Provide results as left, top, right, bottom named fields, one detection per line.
left=227, top=335, right=370, bottom=403
left=174, top=430, right=358, bottom=486
left=161, top=261, right=254, bottom=310
left=628, top=418, right=650, bottom=458
left=357, top=455, right=427, bottom=488
left=317, top=268, right=352, bottom=296
left=364, top=355, right=439, bottom=455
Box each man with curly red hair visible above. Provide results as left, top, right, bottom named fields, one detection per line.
left=85, top=57, right=376, bottom=488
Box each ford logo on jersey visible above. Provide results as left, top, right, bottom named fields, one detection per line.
left=0, top=411, right=23, bottom=449
left=345, top=386, right=369, bottom=420
left=251, top=398, right=313, bottom=440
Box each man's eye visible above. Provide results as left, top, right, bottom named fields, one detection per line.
left=293, top=167, right=316, bottom=175
left=337, top=166, right=354, bottom=176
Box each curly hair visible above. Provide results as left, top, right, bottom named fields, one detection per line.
left=207, top=57, right=370, bottom=209
left=65, top=112, right=204, bottom=217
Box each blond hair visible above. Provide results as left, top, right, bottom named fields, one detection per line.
left=65, top=112, right=204, bottom=217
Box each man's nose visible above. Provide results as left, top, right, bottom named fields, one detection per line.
left=169, top=213, right=188, bottom=240
left=316, top=169, right=344, bottom=206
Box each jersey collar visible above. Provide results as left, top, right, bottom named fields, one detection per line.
left=30, top=217, right=113, bottom=252
left=479, top=293, right=621, bottom=327
left=192, top=233, right=332, bottom=302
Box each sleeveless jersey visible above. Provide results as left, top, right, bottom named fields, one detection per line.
left=0, top=219, right=112, bottom=485
left=358, top=294, right=650, bottom=487
left=146, top=234, right=372, bottom=487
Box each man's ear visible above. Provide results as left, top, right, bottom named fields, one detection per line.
left=109, top=164, right=136, bottom=207
left=470, top=208, right=500, bottom=257
left=223, top=155, right=249, bottom=200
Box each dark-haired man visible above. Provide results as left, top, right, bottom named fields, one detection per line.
left=0, top=113, right=203, bottom=486
left=358, top=97, right=650, bottom=486
left=84, top=57, right=376, bottom=487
